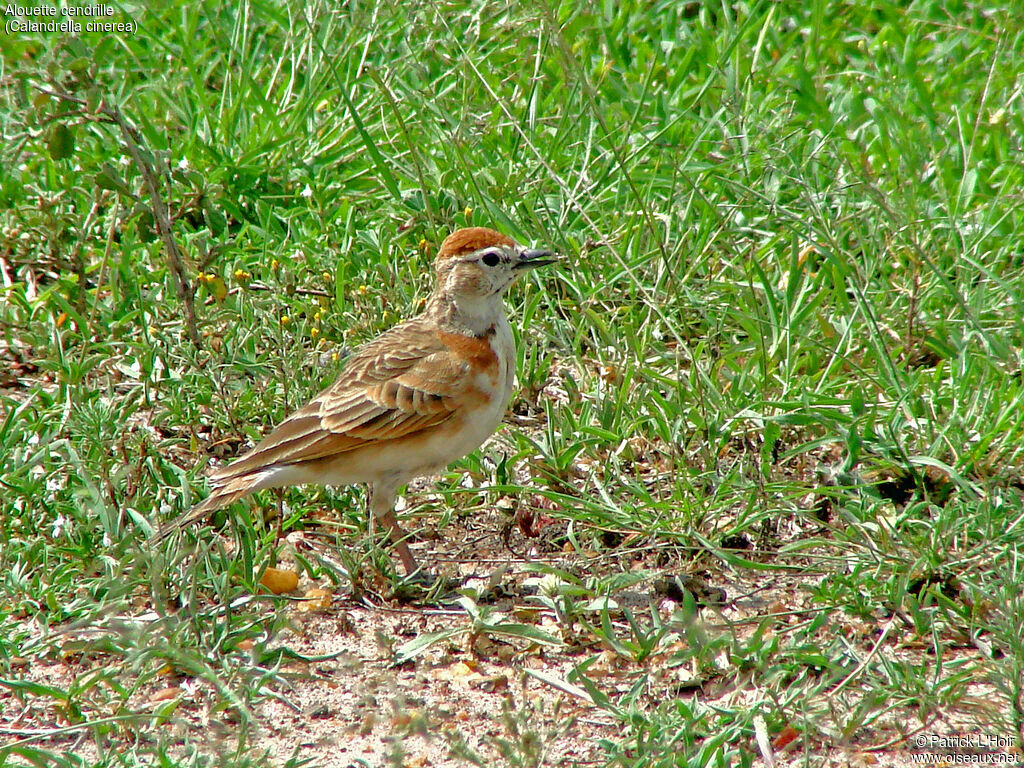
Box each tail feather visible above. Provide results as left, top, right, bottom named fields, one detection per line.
left=152, top=475, right=259, bottom=542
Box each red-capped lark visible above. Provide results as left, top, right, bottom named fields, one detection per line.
left=156, top=227, right=557, bottom=575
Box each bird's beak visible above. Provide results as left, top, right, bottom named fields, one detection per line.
left=514, top=248, right=558, bottom=270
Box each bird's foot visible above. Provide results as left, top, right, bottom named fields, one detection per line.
left=388, top=569, right=461, bottom=604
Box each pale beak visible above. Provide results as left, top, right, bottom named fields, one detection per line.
left=514, top=248, right=558, bottom=270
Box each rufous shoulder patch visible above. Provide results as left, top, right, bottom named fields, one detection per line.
left=436, top=329, right=499, bottom=376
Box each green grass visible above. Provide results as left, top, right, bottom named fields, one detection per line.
left=3, top=0, right=1024, bottom=765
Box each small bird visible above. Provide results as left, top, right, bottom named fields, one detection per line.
left=156, top=227, right=557, bottom=575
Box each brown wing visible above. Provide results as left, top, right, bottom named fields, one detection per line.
left=211, top=318, right=472, bottom=481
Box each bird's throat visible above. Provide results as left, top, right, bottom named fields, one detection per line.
left=428, top=291, right=507, bottom=337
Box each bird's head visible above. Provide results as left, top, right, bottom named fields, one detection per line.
left=433, top=227, right=557, bottom=301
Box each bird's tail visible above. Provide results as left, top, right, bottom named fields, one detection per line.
left=151, top=475, right=258, bottom=542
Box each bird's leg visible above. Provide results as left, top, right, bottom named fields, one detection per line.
left=274, top=488, right=285, bottom=537
left=368, top=484, right=418, bottom=575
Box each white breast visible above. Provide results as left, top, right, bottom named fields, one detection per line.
left=440, top=314, right=516, bottom=465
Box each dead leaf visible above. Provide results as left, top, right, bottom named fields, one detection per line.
left=147, top=687, right=182, bottom=705
left=260, top=567, right=299, bottom=594
left=296, top=587, right=333, bottom=612
left=772, top=724, right=799, bottom=750
left=471, top=674, right=509, bottom=693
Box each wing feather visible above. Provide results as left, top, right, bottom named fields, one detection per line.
left=210, top=318, right=476, bottom=482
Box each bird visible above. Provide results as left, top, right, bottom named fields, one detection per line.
left=155, top=227, right=557, bottom=575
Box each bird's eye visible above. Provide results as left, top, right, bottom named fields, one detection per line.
left=481, top=252, right=501, bottom=267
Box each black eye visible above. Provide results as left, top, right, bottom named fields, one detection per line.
left=481, top=252, right=501, bottom=267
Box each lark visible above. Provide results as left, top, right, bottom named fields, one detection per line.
left=156, top=227, right=557, bottom=574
